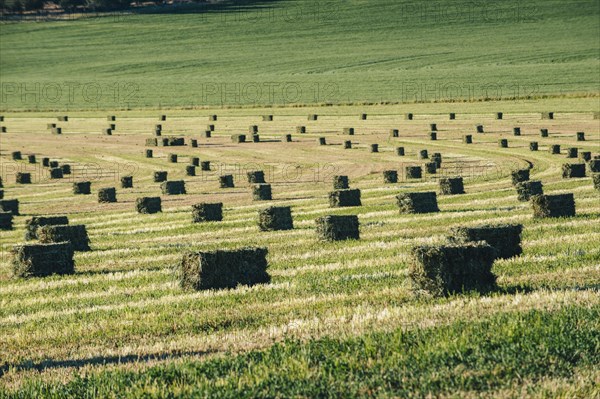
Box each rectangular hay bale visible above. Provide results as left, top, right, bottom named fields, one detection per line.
left=136, top=197, right=162, bottom=214
left=253, top=184, right=272, bottom=201
left=38, top=224, right=91, bottom=252
left=258, top=206, right=293, bottom=231
left=11, top=242, right=75, bottom=278
left=396, top=192, right=439, bottom=214
left=73, top=182, right=91, bottom=195
left=316, top=215, right=359, bottom=241
left=439, top=177, right=465, bottom=195
left=98, top=188, right=117, bottom=203
left=448, top=224, right=523, bottom=259
left=562, top=163, right=586, bottom=178
left=0, top=211, right=14, bottom=230
left=0, top=199, right=19, bottom=215
left=25, top=215, right=69, bottom=240
left=161, top=180, right=186, bottom=195
left=515, top=180, right=543, bottom=202
left=192, top=203, right=223, bottom=222
left=329, top=189, right=361, bottom=207
left=219, top=175, right=234, bottom=188
left=531, top=194, right=575, bottom=218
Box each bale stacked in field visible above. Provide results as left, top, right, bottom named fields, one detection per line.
left=159, top=115, right=166, bottom=121
left=24, top=216, right=69, bottom=240
left=576, top=132, right=585, bottom=141
left=73, top=181, right=91, bottom=195
left=430, top=123, right=437, bottom=131
left=439, top=177, right=465, bottom=195
left=344, top=140, right=352, bottom=149
left=530, top=142, right=539, bottom=151
left=343, top=128, right=355, bottom=135
left=136, top=197, right=162, bottom=214
left=463, top=134, right=472, bottom=144
left=103, top=128, right=112, bottom=135
left=209, top=115, right=217, bottom=121
left=154, top=171, right=168, bottom=183
left=0, top=177, right=3, bottom=188
left=370, top=144, right=379, bottom=153
left=252, top=135, right=260, bottom=143
left=168, top=137, right=185, bottom=146
left=38, top=225, right=90, bottom=252
left=513, top=127, right=521, bottom=136
left=42, top=158, right=50, bottom=167
left=550, top=145, right=561, bottom=154
left=430, top=132, right=437, bottom=141
left=179, top=247, right=270, bottom=290
left=318, top=137, right=327, bottom=145
left=449, top=224, right=522, bottom=259
left=192, top=203, right=223, bottom=222
left=16, top=173, right=31, bottom=184
left=219, top=175, right=234, bottom=188
left=146, top=138, right=158, bottom=146
left=515, top=180, right=543, bottom=202
left=329, top=189, right=361, bottom=207
left=61, top=164, right=71, bottom=175
left=258, top=206, right=293, bottom=231
left=390, top=129, right=399, bottom=138
left=98, top=188, right=117, bottom=203
left=449, top=113, right=456, bottom=120
left=425, top=162, right=437, bottom=174
left=562, top=163, right=586, bottom=178
left=406, top=166, right=422, bottom=179
left=47, top=123, right=56, bottom=129
left=0, top=126, right=5, bottom=133
left=12, top=151, right=22, bottom=160
left=203, top=130, right=212, bottom=138
left=531, top=194, right=575, bottom=218
left=51, top=128, right=62, bottom=135
left=431, top=153, right=442, bottom=168
left=496, top=112, right=503, bottom=120
left=253, top=184, right=272, bottom=200
left=57, top=116, right=68, bottom=122
left=409, top=243, right=497, bottom=295
left=283, top=134, right=293, bottom=142
left=249, top=125, right=259, bottom=134
left=566, top=148, right=578, bottom=158
left=297, top=126, right=306, bottom=134
left=316, top=215, right=359, bottom=241
left=589, top=160, right=600, bottom=172
left=247, top=171, right=266, bottom=184
left=28, top=154, right=36, bottom=164
left=541, top=112, right=554, bottom=120
left=0, top=211, right=13, bottom=230
left=121, top=176, right=133, bottom=188
left=593, top=174, right=600, bottom=191
left=190, top=157, right=200, bottom=167
left=333, top=175, right=349, bottom=189
left=540, top=128, right=549, bottom=137
left=109, top=124, right=116, bottom=130
left=145, top=149, right=153, bottom=158
left=0, top=190, right=3, bottom=199
left=417, top=150, right=428, bottom=160
left=168, top=154, right=177, bottom=163
left=191, top=139, right=198, bottom=148
left=476, top=125, right=484, bottom=133
left=50, top=168, right=63, bottom=179
left=383, top=170, right=398, bottom=183
left=107, top=115, right=116, bottom=121
left=161, top=138, right=169, bottom=146
left=308, top=114, right=318, bottom=121
left=263, top=115, right=273, bottom=121
left=396, top=147, right=405, bottom=155
left=161, top=180, right=186, bottom=195
left=186, top=165, right=196, bottom=176
left=511, top=169, right=530, bottom=185
left=231, top=134, right=246, bottom=143
left=396, top=192, right=439, bottom=214
left=201, top=161, right=211, bottom=171
left=360, top=113, right=367, bottom=120
left=155, top=125, right=162, bottom=135
left=0, top=199, right=19, bottom=215
left=499, top=139, right=508, bottom=148
left=580, top=152, right=591, bottom=162
left=207, top=124, right=215, bottom=132
left=405, top=113, right=414, bottom=120
left=11, top=242, right=75, bottom=278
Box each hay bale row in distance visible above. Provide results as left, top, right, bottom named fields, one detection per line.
left=12, top=242, right=75, bottom=278
left=179, top=247, right=270, bottom=290
left=98, top=188, right=117, bottom=203
left=61, top=165, right=71, bottom=175
left=258, top=206, right=293, bottom=231
left=57, top=116, right=68, bottom=122
left=192, top=203, right=223, bottom=222
left=316, top=215, right=359, bottom=241
left=0, top=211, right=13, bottom=230
left=207, top=124, right=215, bottom=132
left=136, top=197, right=162, bottom=214
left=209, top=115, right=217, bottom=121
left=51, top=127, right=62, bottom=135
left=28, top=155, right=36, bottom=164
left=38, top=224, right=91, bottom=251
left=515, top=180, right=543, bottom=202
left=0, top=199, right=19, bottom=215
left=449, top=224, right=523, bottom=259
left=343, top=128, right=355, bottom=135
left=531, top=194, right=575, bottom=218
left=263, top=115, right=273, bottom=121
left=49, top=161, right=59, bottom=168
left=253, top=184, right=272, bottom=201
left=396, top=192, right=439, bottom=214
left=308, top=114, right=318, bottom=121
left=329, top=189, right=361, bottom=207
left=297, top=126, right=306, bottom=134
left=161, top=180, right=186, bottom=195
left=541, top=112, right=554, bottom=120
left=439, top=177, right=465, bottom=195
left=50, top=168, right=63, bottom=179
left=249, top=125, right=259, bottom=134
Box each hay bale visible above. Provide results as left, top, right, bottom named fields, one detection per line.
left=593, top=174, right=600, bottom=191
left=383, top=170, right=398, bottom=183
left=61, top=164, right=71, bottom=175
left=360, top=113, right=367, bottom=120
left=431, top=153, right=442, bottom=168
left=57, top=116, right=68, bottom=122
left=24, top=215, right=70, bottom=240
left=495, top=112, right=503, bottom=120
left=588, top=159, right=600, bottom=172
left=51, top=127, right=62, bottom=135
left=396, top=192, right=439, bottom=214
left=201, top=161, right=211, bottom=171
left=186, top=165, right=196, bottom=176
left=146, top=149, right=153, bottom=158
left=0, top=126, right=5, bottom=133
left=580, top=151, right=591, bottom=162
left=576, top=132, right=585, bottom=141
left=203, top=130, right=212, bottom=138
left=513, top=127, right=521, bottom=136
left=515, top=180, right=543, bottom=202
left=49, top=161, right=59, bottom=168
left=343, top=127, right=355, bottom=135
left=449, top=224, right=522, bottom=259
left=253, top=184, right=272, bottom=201
left=161, top=180, right=186, bottom=195
left=449, top=113, right=456, bottom=120
left=329, top=189, right=361, bottom=207
left=98, top=188, right=117, bottom=203
left=390, top=129, right=399, bottom=137
left=155, top=123, right=162, bottom=131
left=50, top=168, right=63, bottom=179
left=418, top=149, right=428, bottom=159
left=161, top=138, right=169, bottom=146
left=16, top=173, right=31, bottom=184
left=405, top=113, right=414, bottom=120
left=476, top=125, right=484, bottom=133
left=0, top=199, right=19, bottom=215
left=511, top=169, right=530, bottom=185
left=168, top=154, right=178, bottom=163
left=191, top=139, right=198, bottom=148
left=498, top=139, right=508, bottom=148
left=566, top=148, right=578, bottom=158
left=258, top=206, right=293, bottom=231
left=154, top=128, right=162, bottom=137
left=541, top=112, right=554, bottom=120
left=549, top=145, right=561, bottom=154
left=0, top=177, right=2, bottom=188
left=109, top=124, right=116, bottom=130
left=531, top=194, right=575, bottom=218
left=190, top=157, right=200, bottom=167
left=0, top=211, right=13, bottom=230
left=28, top=154, right=36, bottom=164
left=409, top=243, right=497, bottom=295
left=167, top=137, right=185, bottom=146
left=192, top=203, right=223, bottom=222
left=333, top=175, right=349, bottom=189
left=179, top=247, right=270, bottom=290
left=396, top=147, right=405, bottom=156
left=430, top=123, right=437, bottom=131
left=38, top=225, right=90, bottom=252
left=439, top=177, right=465, bottom=195
left=207, top=124, right=215, bottom=132
left=154, top=171, right=168, bottom=182
left=318, top=137, right=327, bottom=145
left=249, top=125, right=259, bottom=134
left=146, top=138, right=158, bottom=146
left=252, top=134, right=260, bottom=143
left=308, top=114, right=318, bottom=121
left=283, top=134, right=292, bottom=142
left=263, top=115, right=273, bottom=121
left=231, top=134, right=246, bottom=143
left=47, top=123, right=56, bottom=129
left=42, top=158, right=50, bottom=167
left=107, top=115, right=116, bottom=121
left=296, top=126, right=306, bottom=134
left=159, top=115, right=167, bottom=121
left=103, top=128, right=112, bottom=135
left=136, top=197, right=162, bottom=214
left=562, top=163, right=586, bottom=178
left=73, top=181, right=91, bottom=195
left=209, top=115, right=218, bottom=121
left=121, top=176, right=133, bottom=188
left=540, top=128, right=549, bottom=137
left=316, top=215, right=359, bottom=241
left=530, top=142, right=539, bottom=151
left=219, top=175, right=234, bottom=188
left=370, top=144, right=379, bottom=153
left=11, top=242, right=75, bottom=278
left=344, top=140, right=352, bottom=149
left=406, top=166, right=422, bottom=179
left=12, top=151, right=22, bottom=160
left=0, top=190, right=3, bottom=199
left=425, top=162, right=437, bottom=174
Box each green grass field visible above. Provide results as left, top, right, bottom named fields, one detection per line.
left=1, top=0, right=600, bottom=397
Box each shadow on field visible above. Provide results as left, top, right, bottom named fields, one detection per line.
left=0, top=349, right=217, bottom=377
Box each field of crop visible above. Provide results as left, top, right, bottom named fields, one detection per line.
left=0, top=98, right=599, bottom=396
